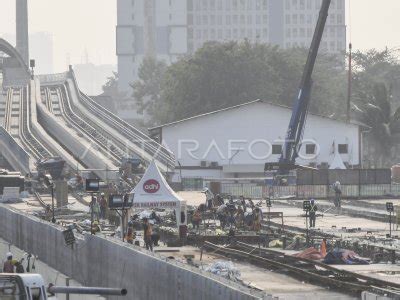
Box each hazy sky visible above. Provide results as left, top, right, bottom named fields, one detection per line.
left=1, top=0, right=400, bottom=72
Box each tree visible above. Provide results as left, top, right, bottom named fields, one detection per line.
left=136, top=40, right=346, bottom=125
left=132, top=57, right=167, bottom=124
left=353, top=83, right=400, bottom=167
left=102, top=72, right=120, bottom=96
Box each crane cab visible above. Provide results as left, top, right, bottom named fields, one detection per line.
left=0, top=274, right=50, bottom=300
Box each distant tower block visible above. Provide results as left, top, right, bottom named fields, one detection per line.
left=16, top=0, right=29, bottom=66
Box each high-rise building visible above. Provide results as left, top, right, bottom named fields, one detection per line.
left=116, top=0, right=346, bottom=92
left=116, top=0, right=187, bottom=93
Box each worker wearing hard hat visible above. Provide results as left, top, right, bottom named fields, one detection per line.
left=3, top=252, right=14, bottom=273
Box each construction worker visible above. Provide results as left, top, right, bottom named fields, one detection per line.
left=143, top=218, right=153, bottom=251
left=90, top=197, right=100, bottom=222
left=235, top=206, right=244, bottom=228
left=253, top=207, right=262, bottom=231
left=125, top=222, right=135, bottom=244
left=191, top=209, right=202, bottom=230
left=309, top=199, right=318, bottom=228
left=332, top=181, right=342, bottom=208
left=3, top=252, right=14, bottom=273
left=99, top=193, right=107, bottom=219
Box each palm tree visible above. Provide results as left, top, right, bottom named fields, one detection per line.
left=353, top=82, right=400, bottom=167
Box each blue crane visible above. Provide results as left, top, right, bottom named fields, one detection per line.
left=265, top=0, right=331, bottom=176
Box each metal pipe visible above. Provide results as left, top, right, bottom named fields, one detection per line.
left=48, top=286, right=127, bottom=296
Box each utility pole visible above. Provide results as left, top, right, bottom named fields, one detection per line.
left=347, top=43, right=353, bottom=123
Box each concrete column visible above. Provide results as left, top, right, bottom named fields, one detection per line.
left=16, top=0, right=29, bottom=66
left=55, top=180, right=68, bottom=208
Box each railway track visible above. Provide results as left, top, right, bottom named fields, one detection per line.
left=40, top=85, right=135, bottom=187
left=4, top=87, right=54, bottom=161
left=43, top=86, right=123, bottom=166
left=70, top=80, right=175, bottom=169
left=203, top=241, right=400, bottom=297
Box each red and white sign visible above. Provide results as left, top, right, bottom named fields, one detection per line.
left=130, top=161, right=184, bottom=207
left=143, top=179, right=160, bottom=193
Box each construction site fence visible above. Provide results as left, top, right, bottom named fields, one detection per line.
left=297, top=169, right=391, bottom=185
left=201, top=181, right=400, bottom=199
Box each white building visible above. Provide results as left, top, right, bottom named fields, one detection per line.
left=117, top=0, right=346, bottom=92
left=149, top=100, right=362, bottom=181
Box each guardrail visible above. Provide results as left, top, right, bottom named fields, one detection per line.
left=67, top=69, right=176, bottom=169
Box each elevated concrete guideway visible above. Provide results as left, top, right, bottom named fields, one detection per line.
left=39, top=69, right=176, bottom=173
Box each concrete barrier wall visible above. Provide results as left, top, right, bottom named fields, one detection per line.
left=217, top=183, right=400, bottom=199
left=0, top=205, right=266, bottom=300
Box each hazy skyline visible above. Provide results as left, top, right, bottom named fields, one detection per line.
left=1, top=0, right=400, bottom=72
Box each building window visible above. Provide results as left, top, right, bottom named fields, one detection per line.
left=247, top=29, right=253, bottom=38
left=247, top=0, right=253, bottom=10
left=300, top=28, right=305, bottom=37
left=272, top=145, right=283, bottom=155
left=233, top=0, right=238, bottom=9
left=286, top=28, right=291, bottom=37
left=300, top=14, right=304, bottom=24
left=233, top=29, right=238, bottom=38
left=293, top=14, right=298, bottom=24
left=338, top=144, right=348, bottom=154
left=285, top=0, right=290, bottom=10
left=211, top=29, right=216, bottom=39
left=241, top=15, right=245, bottom=25
left=300, top=0, right=305, bottom=9
left=202, top=0, right=208, bottom=10
left=263, top=15, right=268, bottom=24
left=285, top=14, right=291, bottom=24
left=226, top=15, right=231, bottom=25
left=233, top=15, right=238, bottom=24
left=306, top=0, right=311, bottom=9
left=263, top=0, right=268, bottom=10
left=218, top=0, right=223, bottom=10
left=248, top=15, right=252, bottom=24
left=210, top=0, right=215, bottom=10
left=306, top=144, right=316, bottom=154
left=211, top=15, right=216, bottom=25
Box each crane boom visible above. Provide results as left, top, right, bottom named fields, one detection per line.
left=265, top=0, right=331, bottom=174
